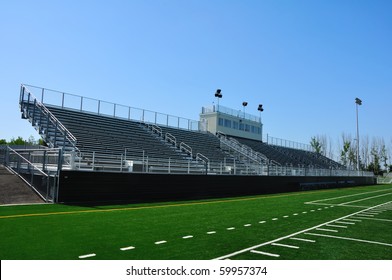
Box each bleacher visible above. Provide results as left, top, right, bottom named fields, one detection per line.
left=47, top=106, right=183, bottom=161
left=231, top=136, right=343, bottom=169
left=158, top=125, right=233, bottom=162
left=18, top=83, right=344, bottom=174
left=38, top=106, right=343, bottom=172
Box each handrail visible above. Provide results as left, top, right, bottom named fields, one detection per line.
left=196, top=152, right=209, bottom=164
left=219, top=135, right=269, bottom=164
left=165, top=133, right=177, bottom=146
left=149, top=124, right=162, bottom=137
left=7, top=147, right=49, bottom=177
left=179, top=142, right=192, bottom=157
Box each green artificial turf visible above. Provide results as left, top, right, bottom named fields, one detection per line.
left=0, top=184, right=391, bottom=260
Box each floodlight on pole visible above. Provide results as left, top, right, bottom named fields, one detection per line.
left=258, top=104, right=264, bottom=141
left=214, top=89, right=222, bottom=111
left=355, top=98, right=362, bottom=172
left=242, top=102, right=248, bottom=118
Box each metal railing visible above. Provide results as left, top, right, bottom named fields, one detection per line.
left=22, top=84, right=202, bottom=131
left=3, top=147, right=64, bottom=202
left=266, top=134, right=313, bottom=151
left=1, top=145, right=374, bottom=185
left=218, top=132, right=268, bottom=165
left=202, top=105, right=261, bottom=123
left=20, top=85, right=79, bottom=152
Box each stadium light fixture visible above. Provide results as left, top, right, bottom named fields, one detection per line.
left=258, top=104, right=264, bottom=140
left=242, top=102, right=248, bottom=118
left=355, top=98, right=362, bottom=172
left=214, top=89, right=222, bottom=111
left=257, top=104, right=264, bottom=122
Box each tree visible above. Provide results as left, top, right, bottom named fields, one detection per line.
left=0, top=139, right=6, bottom=145
left=310, top=136, right=323, bottom=155
left=8, top=136, right=26, bottom=145
left=369, top=140, right=381, bottom=175
left=380, top=143, right=388, bottom=172
left=361, top=135, right=370, bottom=170
left=339, top=133, right=355, bottom=168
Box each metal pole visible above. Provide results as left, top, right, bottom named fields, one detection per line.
left=355, top=98, right=362, bottom=173
left=356, top=102, right=360, bottom=171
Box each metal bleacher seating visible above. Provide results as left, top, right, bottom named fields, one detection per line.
left=46, top=106, right=183, bottom=160
left=231, top=136, right=343, bottom=169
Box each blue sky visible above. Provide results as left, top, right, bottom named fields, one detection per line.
left=1, top=0, right=391, bottom=152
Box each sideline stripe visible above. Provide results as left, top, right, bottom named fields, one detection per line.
left=213, top=201, right=392, bottom=260
left=305, top=233, right=392, bottom=247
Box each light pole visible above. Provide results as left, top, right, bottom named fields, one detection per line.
left=257, top=104, right=264, bottom=141
left=242, top=101, right=248, bottom=118
left=214, top=89, right=222, bottom=111
left=355, top=97, right=362, bottom=171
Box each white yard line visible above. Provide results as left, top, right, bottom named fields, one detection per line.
left=182, top=235, right=193, bottom=239
left=213, top=201, right=392, bottom=260
left=271, top=243, right=299, bottom=249
left=326, top=224, right=347, bottom=228
left=304, top=233, right=392, bottom=247
left=305, top=189, right=392, bottom=205
left=290, top=237, right=315, bottom=243
left=79, top=253, right=96, bottom=259
left=342, top=219, right=362, bottom=222
left=338, top=192, right=392, bottom=206
left=352, top=217, right=392, bottom=222
left=154, top=240, right=167, bottom=245
left=355, top=214, right=375, bottom=217
left=250, top=250, right=280, bottom=258
left=335, top=221, right=356, bottom=225
left=316, top=228, right=338, bottom=233
left=120, top=246, right=135, bottom=251
left=207, top=231, right=216, bottom=235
